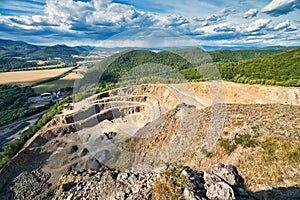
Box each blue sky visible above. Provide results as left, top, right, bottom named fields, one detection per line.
left=0, top=0, right=299, bottom=48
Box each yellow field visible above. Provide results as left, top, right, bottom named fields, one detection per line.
left=0, top=67, right=73, bottom=85
left=33, top=66, right=87, bottom=93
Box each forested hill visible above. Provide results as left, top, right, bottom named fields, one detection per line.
left=218, top=48, right=300, bottom=86
left=82, top=47, right=300, bottom=88
left=208, top=49, right=285, bottom=62
left=82, top=50, right=194, bottom=85
left=0, top=39, right=92, bottom=71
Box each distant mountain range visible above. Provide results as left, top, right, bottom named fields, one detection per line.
left=0, top=39, right=94, bottom=71
left=0, top=38, right=299, bottom=72
left=0, top=39, right=91, bottom=59
left=1, top=38, right=299, bottom=57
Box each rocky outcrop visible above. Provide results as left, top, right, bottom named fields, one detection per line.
left=203, top=163, right=248, bottom=200
left=52, top=163, right=251, bottom=200
left=52, top=167, right=159, bottom=200
left=9, top=168, right=53, bottom=199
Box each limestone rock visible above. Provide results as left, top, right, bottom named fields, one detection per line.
left=206, top=181, right=235, bottom=200
left=211, top=163, right=244, bottom=187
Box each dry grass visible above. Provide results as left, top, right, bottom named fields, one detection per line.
left=152, top=178, right=185, bottom=200
left=237, top=134, right=300, bottom=191
left=0, top=67, right=73, bottom=85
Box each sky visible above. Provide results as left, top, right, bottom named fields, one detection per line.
left=0, top=0, right=299, bottom=48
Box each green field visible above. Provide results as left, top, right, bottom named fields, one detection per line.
left=33, top=79, right=75, bottom=94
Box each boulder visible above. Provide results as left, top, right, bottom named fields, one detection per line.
left=204, top=163, right=249, bottom=200
left=211, top=163, right=244, bottom=187
left=206, top=181, right=235, bottom=200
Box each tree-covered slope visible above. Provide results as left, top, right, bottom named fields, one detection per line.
left=209, top=49, right=285, bottom=62
left=82, top=49, right=193, bottom=85
left=32, top=45, right=81, bottom=59
left=218, top=48, right=300, bottom=86
left=0, top=39, right=87, bottom=71
left=0, top=39, right=41, bottom=55
left=80, top=47, right=300, bottom=89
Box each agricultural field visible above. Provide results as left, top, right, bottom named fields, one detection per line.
left=33, top=66, right=87, bottom=93
left=16, top=63, right=65, bottom=70
left=0, top=67, right=73, bottom=86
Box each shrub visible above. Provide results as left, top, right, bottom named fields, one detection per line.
left=220, top=138, right=236, bottom=153
left=235, top=134, right=258, bottom=148
left=201, top=147, right=212, bottom=158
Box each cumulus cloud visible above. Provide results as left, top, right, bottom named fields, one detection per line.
left=245, top=18, right=271, bottom=32
left=0, top=0, right=299, bottom=47
left=155, top=15, right=189, bottom=28
left=272, top=20, right=297, bottom=31
left=243, top=8, right=258, bottom=18
left=205, top=8, right=235, bottom=22
left=214, top=25, right=237, bottom=32
left=200, top=8, right=236, bottom=28
left=262, top=0, right=300, bottom=17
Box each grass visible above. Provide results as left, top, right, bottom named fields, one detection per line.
left=235, top=134, right=258, bottom=148
left=33, top=79, right=75, bottom=93
left=200, top=147, right=212, bottom=158
left=220, top=138, right=236, bottom=153
left=152, top=164, right=186, bottom=200
left=164, top=112, right=172, bottom=119
left=13, top=64, right=65, bottom=71
left=251, top=126, right=258, bottom=132
left=152, top=178, right=185, bottom=200
left=261, top=135, right=300, bottom=164
left=124, top=138, right=131, bottom=143
left=219, top=134, right=258, bottom=154
left=237, top=134, right=300, bottom=190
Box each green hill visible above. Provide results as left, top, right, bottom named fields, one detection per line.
left=0, top=39, right=87, bottom=71
left=0, top=39, right=41, bottom=55
left=32, top=45, right=80, bottom=59
left=82, top=49, right=193, bottom=85
left=81, top=47, right=300, bottom=90
left=218, top=48, right=300, bottom=86
left=208, top=49, right=285, bottom=62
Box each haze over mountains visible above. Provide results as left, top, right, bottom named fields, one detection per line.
left=1, top=38, right=299, bottom=71
left=1, top=38, right=298, bottom=56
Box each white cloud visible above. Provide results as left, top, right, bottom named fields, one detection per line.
left=262, top=0, right=300, bottom=17
left=205, top=8, right=235, bottom=24
left=245, top=18, right=271, bottom=32
left=213, top=24, right=238, bottom=32
left=0, top=0, right=299, bottom=47
left=45, top=0, right=93, bottom=25
left=94, top=28, right=199, bottom=47
left=273, top=20, right=297, bottom=31
left=243, top=8, right=258, bottom=18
